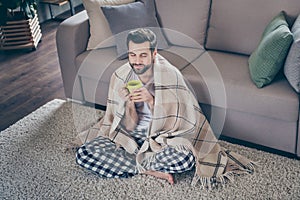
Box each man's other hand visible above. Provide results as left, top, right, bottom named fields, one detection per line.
left=130, top=88, right=154, bottom=108
left=118, top=85, right=130, bottom=101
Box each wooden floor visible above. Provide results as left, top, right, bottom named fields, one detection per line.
left=0, top=8, right=83, bottom=131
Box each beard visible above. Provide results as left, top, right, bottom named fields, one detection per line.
left=129, top=59, right=154, bottom=75
left=129, top=63, right=152, bottom=75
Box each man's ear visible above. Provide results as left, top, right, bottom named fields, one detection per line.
left=152, top=48, right=158, bottom=57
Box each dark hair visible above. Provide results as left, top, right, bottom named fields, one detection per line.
left=126, top=28, right=157, bottom=52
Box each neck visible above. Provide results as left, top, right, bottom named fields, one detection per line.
left=138, top=67, right=153, bottom=84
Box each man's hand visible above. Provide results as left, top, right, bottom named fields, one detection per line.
left=130, top=87, right=154, bottom=109
left=118, top=85, right=130, bottom=101
left=118, top=85, right=138, bottom=131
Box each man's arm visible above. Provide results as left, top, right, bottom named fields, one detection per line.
left=122, top=101, right=139, bottom=131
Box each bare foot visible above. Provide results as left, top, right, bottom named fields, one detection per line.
left=143, top=171, right=174, bottom=185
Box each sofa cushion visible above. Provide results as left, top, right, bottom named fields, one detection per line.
left=291, top=14, right=300, bottom=31
left=248, top=12, right=293, bottom=88
left=82, top=0, right=135, bottom=50
left=101, top=0, right=169, bottom=59
left=159, top=46, right=204, bottom=71
left=284, top=14, right=300, bottom=93
left=181, top=51, right=299, bottom=122
left=77, top=47, right=127, bottom=84
left=155, top=0, right=210, bottom=47
left=76, top=47, right=127, bottom=105
left=206, top=0, right=300, bottom=55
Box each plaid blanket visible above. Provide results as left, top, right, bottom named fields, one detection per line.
left=75, top=54, right=255, bottom=189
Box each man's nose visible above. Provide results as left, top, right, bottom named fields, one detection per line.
left=135, top=57, right=142, bottom=64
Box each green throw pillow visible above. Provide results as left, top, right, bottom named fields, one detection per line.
left=249, top=12, right=293, bottom=88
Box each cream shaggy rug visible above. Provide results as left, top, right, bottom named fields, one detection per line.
left=0, top=99, right=299, bottom=199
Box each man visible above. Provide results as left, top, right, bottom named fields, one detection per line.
left=75, top=28, right=254, bottom=187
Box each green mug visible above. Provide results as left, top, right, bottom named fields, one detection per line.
left=126, top=80, right=143, bottom=94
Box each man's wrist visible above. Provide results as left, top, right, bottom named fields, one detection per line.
left=125, top=100, right=135, bottom=110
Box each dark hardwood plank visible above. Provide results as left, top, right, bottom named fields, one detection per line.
left=0, top=6, right=84, bottom=131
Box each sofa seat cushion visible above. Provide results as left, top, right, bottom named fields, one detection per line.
left=181, top=51, right=299, bottom=122
left=77, top=47, right=127, bottom=84
left=76, top=47, right=126, bottom=105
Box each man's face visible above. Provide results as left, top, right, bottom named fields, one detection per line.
left=128, top=41, right=156, bottom=75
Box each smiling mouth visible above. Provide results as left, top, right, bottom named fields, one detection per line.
left=134, top=64, right=144, bottom=69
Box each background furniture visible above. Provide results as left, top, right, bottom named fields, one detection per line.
left=37, top=0, right=82, bottom=23
left=39, top=0, right=74, bottom=20
left=0, top=12, right=42, bottom=50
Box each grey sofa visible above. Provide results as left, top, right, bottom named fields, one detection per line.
left=56, top=0, right=300, bottom=157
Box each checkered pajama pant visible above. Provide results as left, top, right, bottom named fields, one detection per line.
left=76, top=129, right=195, bottom=178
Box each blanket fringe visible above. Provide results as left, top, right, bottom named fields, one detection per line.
left=231, top=161, right=258, bottom=175
left=174, top=144, right=190, bottom=152
left=245, top=162, right=256, bottom=174
left=191, top=171, right=233, bottom=190
left=192, top=175, right=225, bottom=190
left=191, top=161, right=257, bottom=190
left=174, top=144, right=259, bottom=189
left=136, top=162, right=146, bottom=174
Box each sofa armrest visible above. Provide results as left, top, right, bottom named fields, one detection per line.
left=56, top=10, right=89, bottom=100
